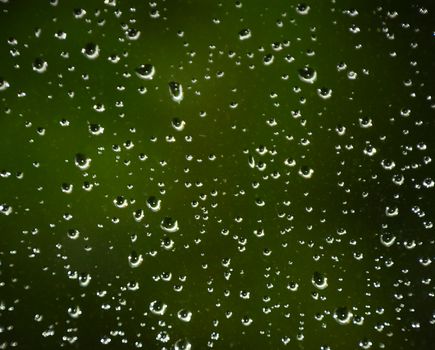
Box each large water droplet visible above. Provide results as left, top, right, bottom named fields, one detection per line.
left=32, top=58, right=48, bottom=73
left=82, top=43, right=99, bottom=59
left=312, top=271, right=328, bottom=290
left=333, top=307, right=353, bottom=325
left=149, top=300, right=167, bottom=315
left=135, top=64, right=155, bottom=80
left=298, top=66, right=317, bottom=83
left=160, top=217, right=179, bottom=232
left=74, top=153, right=91, bottom=170
left=177, top=309, right=192, bottom=322
left=169, top=81, right=184, bottom=103
left=128, top=251, right=143, bottom=268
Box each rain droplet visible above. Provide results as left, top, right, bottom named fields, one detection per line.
left=113, top=195, right=128, bottom=208
left=146, top=196, right=161, bottom=212
left=149, top=300, right=167, bottom=316
left=135, top=64, right=155, bottom=80
left=78, top=273, right=91, bottom=287
left=128, top=251, right=143, bottom=268
left=239, top=28, right=251, bottom=40
left=317, top=87, right=332, bottom=99
left=298, top=66, right=317, bottom=84
left=312, top=271, right=328, bottom=290
left=169, top=81, right=184, bottom=103
left=333, top=307, right=353, bottom=325
left=74, top=153, right=91, bottom=170
left=32, top=58, right=48, bottom=73
left=380, top=232, right=396, bottom=247
left=171, top=118, right=185, bottom=131
left=296, top=3, right=310, bottom=15
left=89, top=123, right=104, bottom=135
left=0, top=78, right=10, bottom=91
left=299, top=166, right=314, bottom=179
left=67, top=306, right=82, bottom=319
left=160, top=217, right=179, bottom=233
left=177, top=309, right=192, bottom=322
left=82, top=43, right=100, bottom=59
left=173, top=338, right=192, bottom=350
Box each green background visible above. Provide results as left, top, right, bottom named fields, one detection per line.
left=0, top=0, right=434, bottom=349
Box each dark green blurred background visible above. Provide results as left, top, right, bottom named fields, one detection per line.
left=0, top=0, right=434, bottom=349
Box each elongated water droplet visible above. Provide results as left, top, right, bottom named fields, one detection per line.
left=169, top=81, right=183, bottom=103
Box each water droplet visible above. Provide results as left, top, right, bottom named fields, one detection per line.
left=239, top=28, right=252, bottom=40
left=312, top=271, right=328, bottom=290
left=78, top=273, right=91, bottom=287
left=67, top=306, right=82, bottom=318
left=177, top=309, right=192, bottom=322
left=149, top=300, right=167, bottom=315
left=317, top=87, right=332, bottom=99
left=135, top=64, right=155, bottom=80
left=89, top=123, right=104, bottom=135
left=82, top=43, right=99, bottom=59
left=160, top=217, right=179, bottom=232
left=73, top=8, right=86, bottom=19
left=380, top=232, right=396, bottom=247
left=173, top=338, right=192, bottom=350
left=241, top=316, right=253, bottom=326
left=74, top=153, right=91, bottom=170
left=171, top=118, right=185, bottom=131
left=299, top=166, right=314, bottom=179
left=298, top=66, right=317, bottom=84
left=125, top=28, right=141, bottom=40
left=61, top=183, right=73, bottom=194
left=333, top=307, right=353, bottom=325
left=0, top=203, right=13, bottom=216
left=128, top=251, right=143, bottom=268
left=32, top=58, right=48, bottom=73
left=113, top=195, right=128, bottom=208
left=146, top=196, right=161, bottom=212
left=296, top=3, right=310, bottom=15
left=169, top=81, right=184, bottom=103
left=0, top=78, right=10, bottom=91
left=67, top=228, right=80, bottom=240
